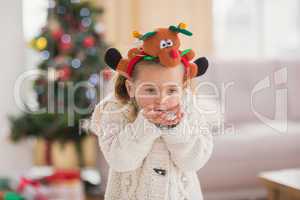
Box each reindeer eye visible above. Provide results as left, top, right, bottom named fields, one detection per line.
left=160, top=40, right=168, bottom=49
left=166, top=39, right=173, bottom=47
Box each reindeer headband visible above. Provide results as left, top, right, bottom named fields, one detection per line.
left=104, top=23, right=209, bottom=79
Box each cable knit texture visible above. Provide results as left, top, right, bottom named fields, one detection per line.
left=90, top=89, right=213, bottom=200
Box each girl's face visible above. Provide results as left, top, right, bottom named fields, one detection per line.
left=125, top=63, right=185, bottom=111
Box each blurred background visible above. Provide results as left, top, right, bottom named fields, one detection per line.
left=0, top=0, right=299, bottom=200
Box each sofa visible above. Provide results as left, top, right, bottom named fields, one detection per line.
left=197, top=60, right=300, bottom=200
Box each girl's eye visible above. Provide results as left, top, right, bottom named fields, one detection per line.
left=166, top=39, right=173, bottom=47
left=160, top=40, right=168, bottom=49
left=167, top=88, right=178, bottom=95
left=145, top=88, right=157, bottom=94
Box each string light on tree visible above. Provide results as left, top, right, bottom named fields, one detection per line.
left=94, top=22, right=105, bottom=34
left=81, top=17, right=92, bottom=28
left=61, top=34, right=71, bottom=43
left=71, top=58, right=81, bottom=69
left=36, top=37, right=48, bottom=50
left=88, top=74, right=100, bottom=86
left=41, top=50, right=50, bottom=60
left=80, top=8, right=90, bottom=17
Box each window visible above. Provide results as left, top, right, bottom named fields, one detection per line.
left=22, top=0, right=48, bottom=70
left=213, top=0, right=300, bottom=59
left=22, top=0, right=48, bottom=41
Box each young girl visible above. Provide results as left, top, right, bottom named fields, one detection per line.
left=91, top=24, right=213, bottom=200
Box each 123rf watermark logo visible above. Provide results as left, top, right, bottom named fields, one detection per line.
left=251, top=67, right=288, bottom=133
left=13, top=69, right=107, bottom=128
left=190, top=67, right=288, bottom=135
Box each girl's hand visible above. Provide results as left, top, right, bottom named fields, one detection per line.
left=142, top=104, right=184, bottom=126
left=159, top=104, right=184, bottom=126
left=142, top=105, right=164, bottom=125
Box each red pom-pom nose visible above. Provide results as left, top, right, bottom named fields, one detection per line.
left=170, top=49, right=179, bottom=59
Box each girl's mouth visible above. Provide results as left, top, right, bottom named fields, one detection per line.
left=154, top=108, right=166, bottom=112
left=153, top=106, right=170, bottom=112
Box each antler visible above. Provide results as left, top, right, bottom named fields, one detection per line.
left=132, top=30, right=156, bottom=41
left=178, top=22, right=187, bottom=29
left=169, top=22, right=193, bottom=36
left=132, top=31, right=142, bottom=39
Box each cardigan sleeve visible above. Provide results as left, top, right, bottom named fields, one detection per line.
left=161, top=97, right=213, bottom=172
left=90, top=100, right=162, bottom=172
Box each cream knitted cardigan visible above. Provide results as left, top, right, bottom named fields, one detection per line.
left=90, top=89, right=213, bottom=200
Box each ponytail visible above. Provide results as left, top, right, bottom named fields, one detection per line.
left=114, top=73, right=130, bottom=104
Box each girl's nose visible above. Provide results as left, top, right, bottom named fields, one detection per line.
left=155, top=93, right=168, bottom=107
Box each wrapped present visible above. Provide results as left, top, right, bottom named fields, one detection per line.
left=14, top=169, right=84, bottom=200
left=42, top=170, right=84, bottom=200
left=16, top=177, right=47, bottom=200
left=3, top=192, right=25, bottom=200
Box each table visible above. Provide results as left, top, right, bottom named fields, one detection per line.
left=258, top=168, right=300, bottom=200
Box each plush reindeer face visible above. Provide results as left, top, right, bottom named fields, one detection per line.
left=143, top=28, right=181, bottom=67
left=104, top=23, right=209, bottom=79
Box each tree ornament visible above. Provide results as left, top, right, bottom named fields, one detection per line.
left=36, top=37, right=48, bottom=50
left=58, top=65, right=71, bottom=81
left=59, top=42, right=73, bottom=52
left=52, top=29, right=64, bottom=40
left=59, top=34, right=73, bottom=52
left=83, top=36, right=95, bottom=48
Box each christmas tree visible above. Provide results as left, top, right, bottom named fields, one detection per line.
left=9, top=0, right=110, bottom=142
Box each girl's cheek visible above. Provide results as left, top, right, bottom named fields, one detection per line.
left=136, top=96, right=157, bottom=109
left=163, top=96, right=180, bottom=109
